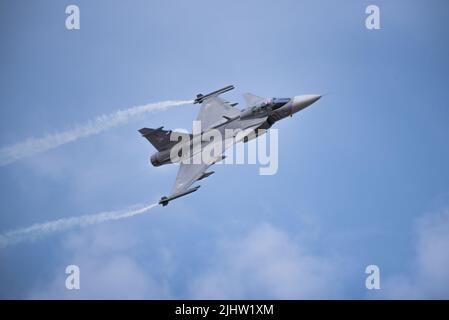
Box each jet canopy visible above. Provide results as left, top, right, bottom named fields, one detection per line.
left=240, top=97, right=291, bottom=119
left=255, top=98, right=290, bottom=109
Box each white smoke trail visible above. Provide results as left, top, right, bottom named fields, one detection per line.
left=0, top=203, right=159, bottom=249
left=0, top=100, right=192, bottom=166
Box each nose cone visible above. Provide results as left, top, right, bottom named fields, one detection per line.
left=291, top=94, right=321, bottom=113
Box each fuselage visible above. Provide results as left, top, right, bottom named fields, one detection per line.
left=150, top=94, right=321, bottom=167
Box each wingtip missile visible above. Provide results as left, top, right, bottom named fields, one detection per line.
left=194, top=85, right=235, bottom=104
left=159, top=186, right=201, bottom=206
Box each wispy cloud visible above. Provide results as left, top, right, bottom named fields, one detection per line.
left=382, top=208, right=449, bottom=299
left=27, top=221, right=341, bottom=299
left=0, top=100, right=192, bottom=166
left=28, top=227, right=172, bottom=299
left=189, top=223, right=343, bottom=299
left=0, top=203, right=158, bottom=248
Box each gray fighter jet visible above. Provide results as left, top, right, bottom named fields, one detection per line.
left=139, top=85, right=321, bottom=206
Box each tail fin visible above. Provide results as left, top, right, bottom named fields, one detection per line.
left=139, top=127, right=190, bottom=152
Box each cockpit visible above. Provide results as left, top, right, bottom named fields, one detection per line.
left=271, top=98, right=291, bottom=109
left=254, top=98, right=290, bottom=111
left=240, top=97, right=291, bottom=119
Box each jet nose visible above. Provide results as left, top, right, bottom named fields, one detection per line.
left=291, top=94, right=321, bottom=113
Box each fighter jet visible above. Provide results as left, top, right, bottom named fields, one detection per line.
left=139, top=85, right=321, bottom=206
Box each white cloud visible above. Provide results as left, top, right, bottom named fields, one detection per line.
left=189, top=223, right=343, bottom=299
left=23, top=206, right=449, bottom=300
left=18, top=217, right=347, bottom=299
left=28, top=226, right=171, bottom=299
left=383, top=209, right=449, bottom=299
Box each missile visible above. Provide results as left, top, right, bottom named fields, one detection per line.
left=194, top=85, right=235, bottom=104
left=159, top=186, right=201, bottom=206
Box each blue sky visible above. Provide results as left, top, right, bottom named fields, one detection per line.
left=1, top=0, right=449, bottom=299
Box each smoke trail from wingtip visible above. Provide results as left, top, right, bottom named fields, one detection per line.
left=0, top=99, right=193, bottom=166
left=0, top=203, right=159, bottom=249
